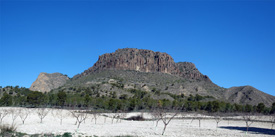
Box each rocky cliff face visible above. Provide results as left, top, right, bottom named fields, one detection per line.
left=74, top=48, right=209, bottom=81
left=30, top=72, right=69, bottom=92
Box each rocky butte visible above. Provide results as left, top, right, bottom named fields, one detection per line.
left=74, top=48, right=209, bottom=81
left=30, top=72, right=69, bottom=92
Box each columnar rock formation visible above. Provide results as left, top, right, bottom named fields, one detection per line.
left=74, top=48, right=209, bottom=81
left=30, top=72, right=69, bottom=92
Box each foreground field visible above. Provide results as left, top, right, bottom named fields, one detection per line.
left=0, top=107, right=274, bottom=137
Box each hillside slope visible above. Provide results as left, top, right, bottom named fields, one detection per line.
left=225, top=86, right=275, bottom=106
left=31, top=48, right=275, bottom=106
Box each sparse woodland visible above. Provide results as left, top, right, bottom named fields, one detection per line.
left=0, top=86, right=274, bottom=115
left=0, top=86, right=275, bottom=136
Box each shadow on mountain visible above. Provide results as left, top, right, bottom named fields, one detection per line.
left=219, top=126, right=275, bottom=135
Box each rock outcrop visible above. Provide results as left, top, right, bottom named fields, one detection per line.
left=74, top=48, right=209, bottom=81
left=225, top=86, right=275, bottom=106
left=30, top=72, right=69, bottom=92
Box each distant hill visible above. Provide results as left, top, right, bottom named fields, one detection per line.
left=225, top=86, right=275, bottom=106
left=30, top=72, right=69, bottom=92
left=30, top=48, right=275, bottom=106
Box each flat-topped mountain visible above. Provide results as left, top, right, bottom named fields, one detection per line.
left=30, top=72, right=69, bottom=92
left=74, top=48, right=209, bottom=82
left=30, top=48, right=275, bottom=106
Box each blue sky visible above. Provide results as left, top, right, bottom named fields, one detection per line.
left=0, top=0, right=274, bottom=95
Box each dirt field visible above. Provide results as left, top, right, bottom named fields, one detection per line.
left=0, top=107, right=274, bottom=137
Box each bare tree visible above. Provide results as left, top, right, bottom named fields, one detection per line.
left=156, top=108, right=178, bottom=135
left=242, top=113, right=255, bottom=134
left=19, top=108, right=30, bottom=124
left=52, top=109, right=67, bottom=125
left=180, top=112, right=186, bottom=122
left=213, top=113, right=223, bottom=129
left=270, top=114, right=275, bottom=129
left=198, top=115, right=204, bottom=128
left=151, top=110, right=161, bottom=127
left=70, top=110, right=88, bottom=128
left=101, top=114, right=108, bottom=123
left=115, top=110, right=125, bottom=123
left=104, top=115, right=107, bottom=123
left=119, top=112, right=127, bottom=123
left=92, top=111, right=99, bottom=124
left=50, top=108, right=55, bottom=117
left=90, top=115, right=94, bottom=123
left=36, top=108, right=50, bottom=123
left=222, top=112, right=234, bottom=126
left=0, top=109, right=9, bottom=124
left=9, top=108, right=19, bottom=125
left=190, top=113, right=204, bottom=128
left=111, top=113, right=119, bottom=124
left=116, top=114, right=120, bottom=123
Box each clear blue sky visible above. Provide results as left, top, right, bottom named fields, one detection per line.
left=0, top=0, right=274, bottom=95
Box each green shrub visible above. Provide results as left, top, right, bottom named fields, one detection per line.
left=0, top=124, right=17, bottom=134
left=62, top=132, right=72, bottom=137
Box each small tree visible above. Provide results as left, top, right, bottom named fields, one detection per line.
left=52, top=109, right=67, bottom=125
left=270, top=102, right=275, bottom=114
left=111, top=113, right=120, bottom=124
left=100, top=114, right=108, bottom=123
left=155, top=108, right=178, bottom=135
left=104, top=115, right=107, bottom=123
left=0, top=93, right=13, bottom=106
left=256, top=103, right=265, bottom=113
left=270, top=114, right=275, bottom=129
left=242, top=113, right=255, bottom=134
left=222, top=112, right=234, bottom=125
left=27, top=91, right=46, bottom=107
left=84, top=95, right=91, bottom=107
left=92, top=111, right=99, bottom=124
left=9, top=108, right=19, bottom=125
left=115, top=110, right=125, bottom=123
left=151, top=110, right=161, bottom=127
left=119, top=112, right=127, bottom=123
left=0, top=109, right=9, bottom=124
left=19, top=108, right=30, bottom=124
left=57, top=91, right=67, bottom=107
left=213, top=113, right=223, bottom=129
left=70, top=110, right=88, bottom=128
left=36, top=108, right=49, bottom=123
left=180, top=112, right=186, bottom=121
left=190, top=113, right=204, bottom=128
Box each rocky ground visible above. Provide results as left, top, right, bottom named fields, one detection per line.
left=0, top=107, right=274, bottom=137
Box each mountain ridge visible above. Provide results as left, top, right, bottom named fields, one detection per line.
left=29, top=48, right=275, bottom=106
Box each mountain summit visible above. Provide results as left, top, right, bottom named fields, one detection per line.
left=74, top=48, right=209, bottom=82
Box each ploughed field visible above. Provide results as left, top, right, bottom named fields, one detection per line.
left=0, top=107, right=274, bottom=137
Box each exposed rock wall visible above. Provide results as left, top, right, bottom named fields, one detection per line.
left=74, top=48, right=209, bottom=81
left=30, top=72, right=69, bottom=92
